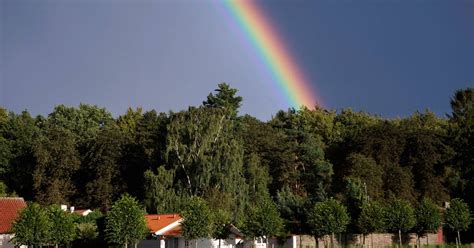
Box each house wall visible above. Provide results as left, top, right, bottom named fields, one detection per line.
left=181, top=238, right=239, bottom=248
left=138, top=237, right=240, bottom=248
left=241, top=232, right=443, bottom=248
left=0, top=234, right=17, bottom=248
left=293, top=232, right=443, bottom=248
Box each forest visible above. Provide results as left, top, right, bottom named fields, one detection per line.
left=1, top=84, right=473, bottom=244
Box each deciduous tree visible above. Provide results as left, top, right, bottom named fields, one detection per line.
left=385, top=199, right=415, bottom=247
left=414, top=198, right=442, bottom=246
left=445, top=198, right=472, bottom=247
left=181, top=196, right=214, bottom=248
left=105, top=194, right=148, bottom=248
left=358, top=201, right=386, bottom=247
left=12, top=203, right=52, bottom=247
left=49, top=205, right=76, bottom=248
left=307, top=198, right=350, bottom=247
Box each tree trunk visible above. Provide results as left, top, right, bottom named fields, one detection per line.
left=219, top=239, right=221, bottom=248
left=362, top=234, right=365, bottom=248
left=398, top=229, right=402, bottom=248
left=458, top=231, right=462, bottom=246
left=315, top=236, right=319, bottom=248
left=331, top=233, right=334, bottom=248
left=426, top=234, right=429, bottom=246
left=370, top=233, right=373, bottom=248
left=55, top=244, right=58, bottom=248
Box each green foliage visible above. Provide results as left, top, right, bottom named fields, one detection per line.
left=49, top=205, right=77, bottom=246
left=385, top=199, right=416, bottom=233
left=0, top=181, right=8, bottom=196
left=12, top=203, right=52, bottom=247
left=144, top=167, right=183, bottom=213
left=256, top=197, right=284, bottom=238
left=449, top=88, right=474, bottom=214
left=47, top=104, right=114, bottom=143
left=243, top=197, right=284, bottom=239
left=75, top=209, right=104, bottom=224
left=212, top=209, right=232, bottom=240
left=76, top=222, right=99, bottom=241
left=445, top=198, right=472, bottom=233
left=415, top=198, right=442, bottom=235
left=83, top=125, right=125, bottom=211
left=203, top=83, right=243, bottom=117
left=276, top=185, right=306, bottom=222
left=307, top=198, right=350, bottom=237
left=181, top=196, right=214, bottom=240
left=3, top=111, right=40, bottom=200
left=2, top=85, right=474, bottom=242
left=450, top=88, right=474, bottom=122
left=165, top=107, right=247, bottom=218
left=345, top=153, right=384, bottom=201
left=33, top=126, right=81, bottom=205
left=270, top=109, right=333, bottom=199
left=358, top=201, right=386, bottom=234
left=245, top=153, right=271, bottom=205
left=105, top=194, right=148, bottom=247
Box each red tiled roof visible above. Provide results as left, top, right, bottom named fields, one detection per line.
left=145, top=214, right=182, bottom=234
left=0, top=197, right=27, bottom=234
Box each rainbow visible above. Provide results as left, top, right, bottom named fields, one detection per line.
left=222, top=0, right=320, bottom=109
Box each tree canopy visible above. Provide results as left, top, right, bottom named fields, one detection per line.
left=1, top=85, right=474, bottom=243
left=105, top=194, right=148, bottom=248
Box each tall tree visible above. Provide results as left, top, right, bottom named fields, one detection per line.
left=105, top=194, right=148, bottom=248
left=400, top=112, right=451, bottom=204
left=203, top=83, right=243, bottom=117
left=33, top=126, right=80, bottom=205
left=82, top=125, right=125, bottom=211
left=3, top=111, right=40, bottom=200
left=144, top=167, right=183, bottom=213
left=165, top=107, right=246, bottom=211
left=245, top=153, right=270, bottom=205
left=345, top=153, right=384, bottom=201
left=270, top=109, right=333, bottom=199
left=449, top=88, right=474, bottom=210
left=47, top=104, right=114, bottom=143
left=276, top=185, right=306, bottom=234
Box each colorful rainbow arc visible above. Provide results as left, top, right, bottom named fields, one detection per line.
left=222, top=0, right=320, bottom=109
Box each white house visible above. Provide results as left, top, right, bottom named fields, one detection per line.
left=138, top=214, right=244, bottom=248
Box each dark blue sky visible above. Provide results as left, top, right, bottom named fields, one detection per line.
left=1, top=0, right=473, bottom=120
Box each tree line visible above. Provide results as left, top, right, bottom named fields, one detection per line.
left=1, top=84, right=473, bottom=245
left=9, top=193, right=472, bottom=247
